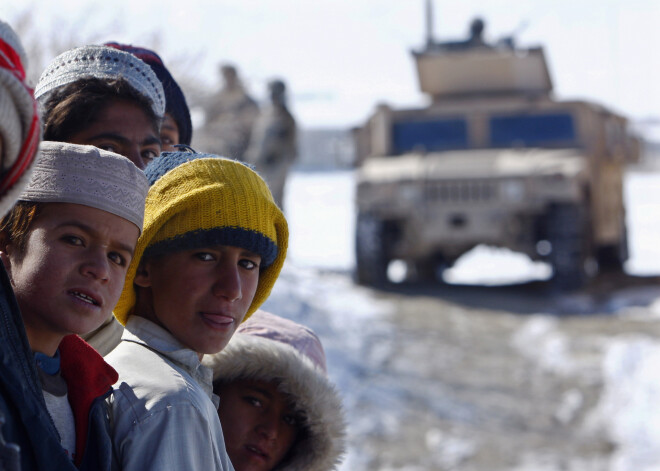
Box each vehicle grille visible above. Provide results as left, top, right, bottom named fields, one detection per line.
left=424, top=180, right=498, bottom=203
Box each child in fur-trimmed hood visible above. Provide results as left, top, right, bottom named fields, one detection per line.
left=205, top=310, right=346, bottom=471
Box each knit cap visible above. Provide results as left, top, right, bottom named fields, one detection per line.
left=204, top=310, right=346, bottom=471
left=19, top=141, right=149, bottom=232
left=104, top=42, right=192, bottom=145
left=35, top=45, right=165, bottom=118
left=113, top=152, right=288, bottom=325
left=0, top=19, right=40, bottom=218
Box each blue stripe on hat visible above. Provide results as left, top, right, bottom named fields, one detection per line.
left=143, top=226, right=279, bottom=267
left=144, top=152, right=255, bottom=186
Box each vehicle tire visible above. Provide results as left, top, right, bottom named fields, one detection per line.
left=547, top=203, right=592, bottom=291
left=412, top=255, right=450, bottom=283
left=412, top=259, right=438, bottom=283
left=355, top=212, right=389, bottom=287
left=596, top=221, right=628, bottom=272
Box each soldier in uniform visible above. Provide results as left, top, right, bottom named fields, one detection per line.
left=245, top=79, right=297, bottom=210
left=201, top=64, right=259, bottom=159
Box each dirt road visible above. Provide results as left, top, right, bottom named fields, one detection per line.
left=355, top=273, right=660, bottom=470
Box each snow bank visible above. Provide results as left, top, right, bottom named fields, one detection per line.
left=588, top=338, right=660, bottom=471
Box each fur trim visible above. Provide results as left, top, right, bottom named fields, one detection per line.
left=205, top=334, right=346, bottom=470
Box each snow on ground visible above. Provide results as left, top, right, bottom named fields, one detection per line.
left=590, top=339, right=660, bottom=471
left=263, top=167, right=660, bottom=469
left=283, top=170, right=355, bottom=271
left=623, top=170, right=660, bottom=275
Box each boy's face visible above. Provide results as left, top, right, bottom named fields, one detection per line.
left=216, top=379, right=300, bottom=471
left=1, top=203, right=139, bottom=355
left=68, top=99, right=161, bottom=170
left=160, top=113, right=180, bottom=153
left=134, top=245, right=260, bottom=356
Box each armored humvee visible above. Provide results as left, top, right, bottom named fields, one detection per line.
left=354, top=18, right=639, bottom=289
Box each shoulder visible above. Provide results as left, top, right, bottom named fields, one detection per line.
left=108, top=341, right=215, bottom=426
left=111, top=391, right=230, bottom=471
left=109, top=342, right=196, bottom=402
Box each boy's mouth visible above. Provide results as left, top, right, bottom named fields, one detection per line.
left=200, top=312, right=234, bottom=329
left=245, top=444, right=269, bottom=460
left=70, top=290, right=100, bottom=306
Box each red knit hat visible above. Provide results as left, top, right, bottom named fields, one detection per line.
left=0, top=19, right=40, bottom=217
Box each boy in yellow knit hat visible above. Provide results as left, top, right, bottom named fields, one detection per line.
left=106, top=150, right=288, bottom=471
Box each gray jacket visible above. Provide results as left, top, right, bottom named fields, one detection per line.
left=106, top=316, right=234, bottom=471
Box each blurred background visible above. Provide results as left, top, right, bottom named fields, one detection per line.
left=4, top=1, right=660, bottom=469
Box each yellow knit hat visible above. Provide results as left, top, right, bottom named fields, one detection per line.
left=113, top=155, right=288, bottom=325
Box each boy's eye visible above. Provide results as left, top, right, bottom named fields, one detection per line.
left=142, top=147, right=160, bottom=162
left=62, top=235, right=84, bottom=246
left=108, top=252, right=126, bottom=266
left=283, top=414, right=299, bottom=427
left=97, top=143, right=120, bottom=154
left=239, top=258, right=260, bottom=270
left=195, top=252, right=215, bottom=262
left=245, top=396, right=263, bottom=408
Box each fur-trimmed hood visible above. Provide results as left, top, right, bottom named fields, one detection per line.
left=204, top=312, right=346, bottom=470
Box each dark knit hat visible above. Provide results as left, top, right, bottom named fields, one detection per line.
left=114, top=151, right=288, bottom=325
left=105, top=43, right=192, bottom=145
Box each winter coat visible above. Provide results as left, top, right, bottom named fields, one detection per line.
left=0, top=263, right=75, bottom=471
left=0, top=264, right=117, bottom=471
left=204, top=310, right=346, bottom=471
left=106, top=316, right=234, bottom=471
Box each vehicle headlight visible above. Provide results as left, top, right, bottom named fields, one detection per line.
left=500, top=180, right=525, bottom=202
left=399, top=184, right=420, bottom=203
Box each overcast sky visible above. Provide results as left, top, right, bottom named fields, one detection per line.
left=2, top=0, right=659, bottom=135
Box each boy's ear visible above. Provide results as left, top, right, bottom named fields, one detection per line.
left=133, top=259, right=153, bottom=288
left=0, top=234, right=15, bottom=273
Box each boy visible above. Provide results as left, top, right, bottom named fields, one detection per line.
left=34, top=44, right=166, bottom=355
left=104, top=42, right=193, bottom=151
left=0, top=18, right=67, bottom=471
left=35, top=44, right=165, bottom=170
left=106, top=150, right=288, bottom=470
left=0, top=141, right=149, bottom=469
left=207, top=310, right=346, bottom=471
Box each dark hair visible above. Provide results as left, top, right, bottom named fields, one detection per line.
left=41, top=77, right=160, bottom=142
left=0, top=201, right=44, bottom=255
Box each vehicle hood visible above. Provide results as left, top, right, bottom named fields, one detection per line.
left=358, top=148, right=587, bottom=182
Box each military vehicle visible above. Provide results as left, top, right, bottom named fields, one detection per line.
left=354, top=14, right=639, bottom=290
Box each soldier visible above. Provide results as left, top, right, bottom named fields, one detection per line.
left=201, top=63, right=258, bottom=159
left=245, top=79, right=297, bottom=210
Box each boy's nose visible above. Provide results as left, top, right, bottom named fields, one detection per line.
left=212, top=265, right=242, bottom=302
left=126, top=146, right=147, bottom=170
left=81, top=251, right=110, bottom=282
left=256, top=416, right=279, bottom=440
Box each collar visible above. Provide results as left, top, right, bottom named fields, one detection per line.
left=59, top=334, right=118, bottom=466
left=34, top=349, right=61, bottom=375
left=123, top=316, right=216, bottom=401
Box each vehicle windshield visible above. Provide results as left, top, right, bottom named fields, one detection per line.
left=489, top=113, right=577, bottom=148
left=392, top=118, right=468, bottom=154
left=390, top=112, right=577, bottom=156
